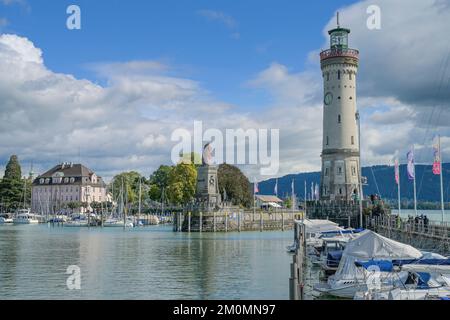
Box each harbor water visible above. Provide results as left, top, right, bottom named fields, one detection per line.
left=0, top=224, right=293, bottom=300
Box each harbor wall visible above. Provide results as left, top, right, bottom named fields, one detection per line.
left=173, top=210, right=303, bottom=232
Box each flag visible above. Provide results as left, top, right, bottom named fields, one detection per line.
left=254, top=181, right=259, bottom=194
left=394, top=159, right=400, bottom=185
left=311, top=182, right=314, bottom=200
left=274, top=179, right=278, bottom=195
left=407, top=149, right=415, bottom=180
left=314, top=183, right=320, bottom=200
left=433, top=138, right=441, bottom=175
left=291, top=180, right=294, bottom=195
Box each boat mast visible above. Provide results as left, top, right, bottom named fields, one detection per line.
left=138, top=176, right=142, bottom=225
left=357, top=110, right=363, bottom=228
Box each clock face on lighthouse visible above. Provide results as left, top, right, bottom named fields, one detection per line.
left=324, top=92, right=333, bottom=106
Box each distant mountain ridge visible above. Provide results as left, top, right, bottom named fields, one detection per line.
left=258, top=163, right=450, bottom=202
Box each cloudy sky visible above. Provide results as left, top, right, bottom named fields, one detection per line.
left=0, top=0, right=449, bottom=182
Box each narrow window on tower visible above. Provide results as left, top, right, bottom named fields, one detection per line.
left=338, top=115, right=341, bottom=123
left=349, top=73, right=352, bottom=80
left=326, top=73, right=330, bottom=81
left=337, top=70, right=341, bottom=80
left=326, top=136, right=329, bottom=145
left=351, top=136, right=355, bottom=145
left=325, top=168, right=329, bottom=176
left=339, top=188, right=343, bottom=195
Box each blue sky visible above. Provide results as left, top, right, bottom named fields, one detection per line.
left=1, top=0, right=449, bottom=181
left=1, top=0, right=357, bottom=110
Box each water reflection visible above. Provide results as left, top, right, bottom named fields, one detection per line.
left=0, top=225, right=292, bottom=300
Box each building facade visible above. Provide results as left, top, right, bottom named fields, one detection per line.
left=31, top=162, right=107, bottom=214
left=320, top=18, right=361, bottom=201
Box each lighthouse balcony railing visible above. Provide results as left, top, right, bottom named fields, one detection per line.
left=320, top=48, right=359, bottom=60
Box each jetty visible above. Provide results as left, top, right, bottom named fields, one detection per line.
left=173, top=209, right=303, bottom=232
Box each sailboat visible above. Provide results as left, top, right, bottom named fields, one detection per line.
left=104, top=178, right=133, bottom=228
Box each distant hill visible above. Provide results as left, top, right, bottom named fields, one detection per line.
left=258, top=163, right=450, bottom=202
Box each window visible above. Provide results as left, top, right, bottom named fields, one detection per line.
left=339, top=188, right=343, bottom=195
left=349, top=96, right=353, bottom=100
left=326, top=73, right=330, bottom=81
left=64, top=177, right=69, bottom=183
left=338, top=115, right=341, bottom=123
left=40, top=178, right=44, bottom=184
left=337, top=70, right=341, bottom=80
left=349, top=73, right=352, bottom=80
left=325, top=168, right=329, bottom=176
left=338, top=167, right=342, bottom=175
left=326, top=136, right=329, bottom=145
left=70, top=177, right=75, bottom=183
left=351, top=136, right=355, bottom=145
left=352, top=166, right=356, bottom=176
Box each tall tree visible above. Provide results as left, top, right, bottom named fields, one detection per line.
left=148, top=165, right=173, bottom=201
left=0, top=155, right=25, bottom=210
left=218, top=164, right=252, bottom=208
left=4, top=155, right=21, bottom=180
left=166, top=163, right=197, bottom=205
left=110, top=171, right=143, bottom=204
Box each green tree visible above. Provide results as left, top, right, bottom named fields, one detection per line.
left=67, top=201, right=81, bottom=214
left=110, top=171, right=142, bottom=204
left=285, top=197, right=293, bottom=209
left=218, top=164, right=252, bottom=208
left=148, top=165, right=173, bottom=201
left=166, top=163, right=197, bottom=205
left=4, top=155, right=21, bottom=180
left=0, top=155, right=25, bottom=210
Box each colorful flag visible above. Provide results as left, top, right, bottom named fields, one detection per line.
left=433, top=138, right=441, bottom=175
left=407, top=149, right=415, bottom=180
left=274, top=179, right=278, bottom=195
left=254, top=181, right=259, bottom=194
left=394, top=159, right=400, bottom=185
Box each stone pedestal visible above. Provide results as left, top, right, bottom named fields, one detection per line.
left=195, top=165, right=221, bottom=211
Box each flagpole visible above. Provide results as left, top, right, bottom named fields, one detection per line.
left=253, top=179, right=256, bottom=221
left=439, top=135, right=445, bottom=223
left=304, top=180, right=307, bottom=220
left=397, top=159, right=401, bottom=217
left=292, top=179, right=295, bottom=217
left=412, top=144, right=418, bottom=217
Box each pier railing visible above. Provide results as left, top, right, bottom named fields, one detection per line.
left=369, top=215, right=450, bottom=255
left=370, top=215, right=450, bottom=239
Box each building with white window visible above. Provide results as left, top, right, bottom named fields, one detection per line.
left=31, top=162, right=107, bottom=214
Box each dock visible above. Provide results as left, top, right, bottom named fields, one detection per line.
left=369, top=216, right=450, bottom=256
left=173, top=210, right=303, bottom=232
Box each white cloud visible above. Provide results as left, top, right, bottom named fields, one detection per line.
left=197, top=9, right=240, bottom=39
left=1, top=0, right=450, bottom=183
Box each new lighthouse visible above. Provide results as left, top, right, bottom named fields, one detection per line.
left=320, top=15, right=361, bottom=201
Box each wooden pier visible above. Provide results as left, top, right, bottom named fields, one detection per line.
left=369, top=216, right=450, bottom=256
left=289, top=222, right=306, bottom=300
left=173, top=210, right=303, bottom=232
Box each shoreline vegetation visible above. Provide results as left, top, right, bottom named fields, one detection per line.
left=2, top=154, right=450, bottom=213
left=0, top=153, right=253, bottom=214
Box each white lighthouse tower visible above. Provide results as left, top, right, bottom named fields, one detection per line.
left=320, top=14, right=361, bottom=201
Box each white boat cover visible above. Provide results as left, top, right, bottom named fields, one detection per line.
left=401, top=264, right=450, bottom=274
left=332, top=230, right=422, bottom=281
left=297, top=219, right=342, bottom=233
